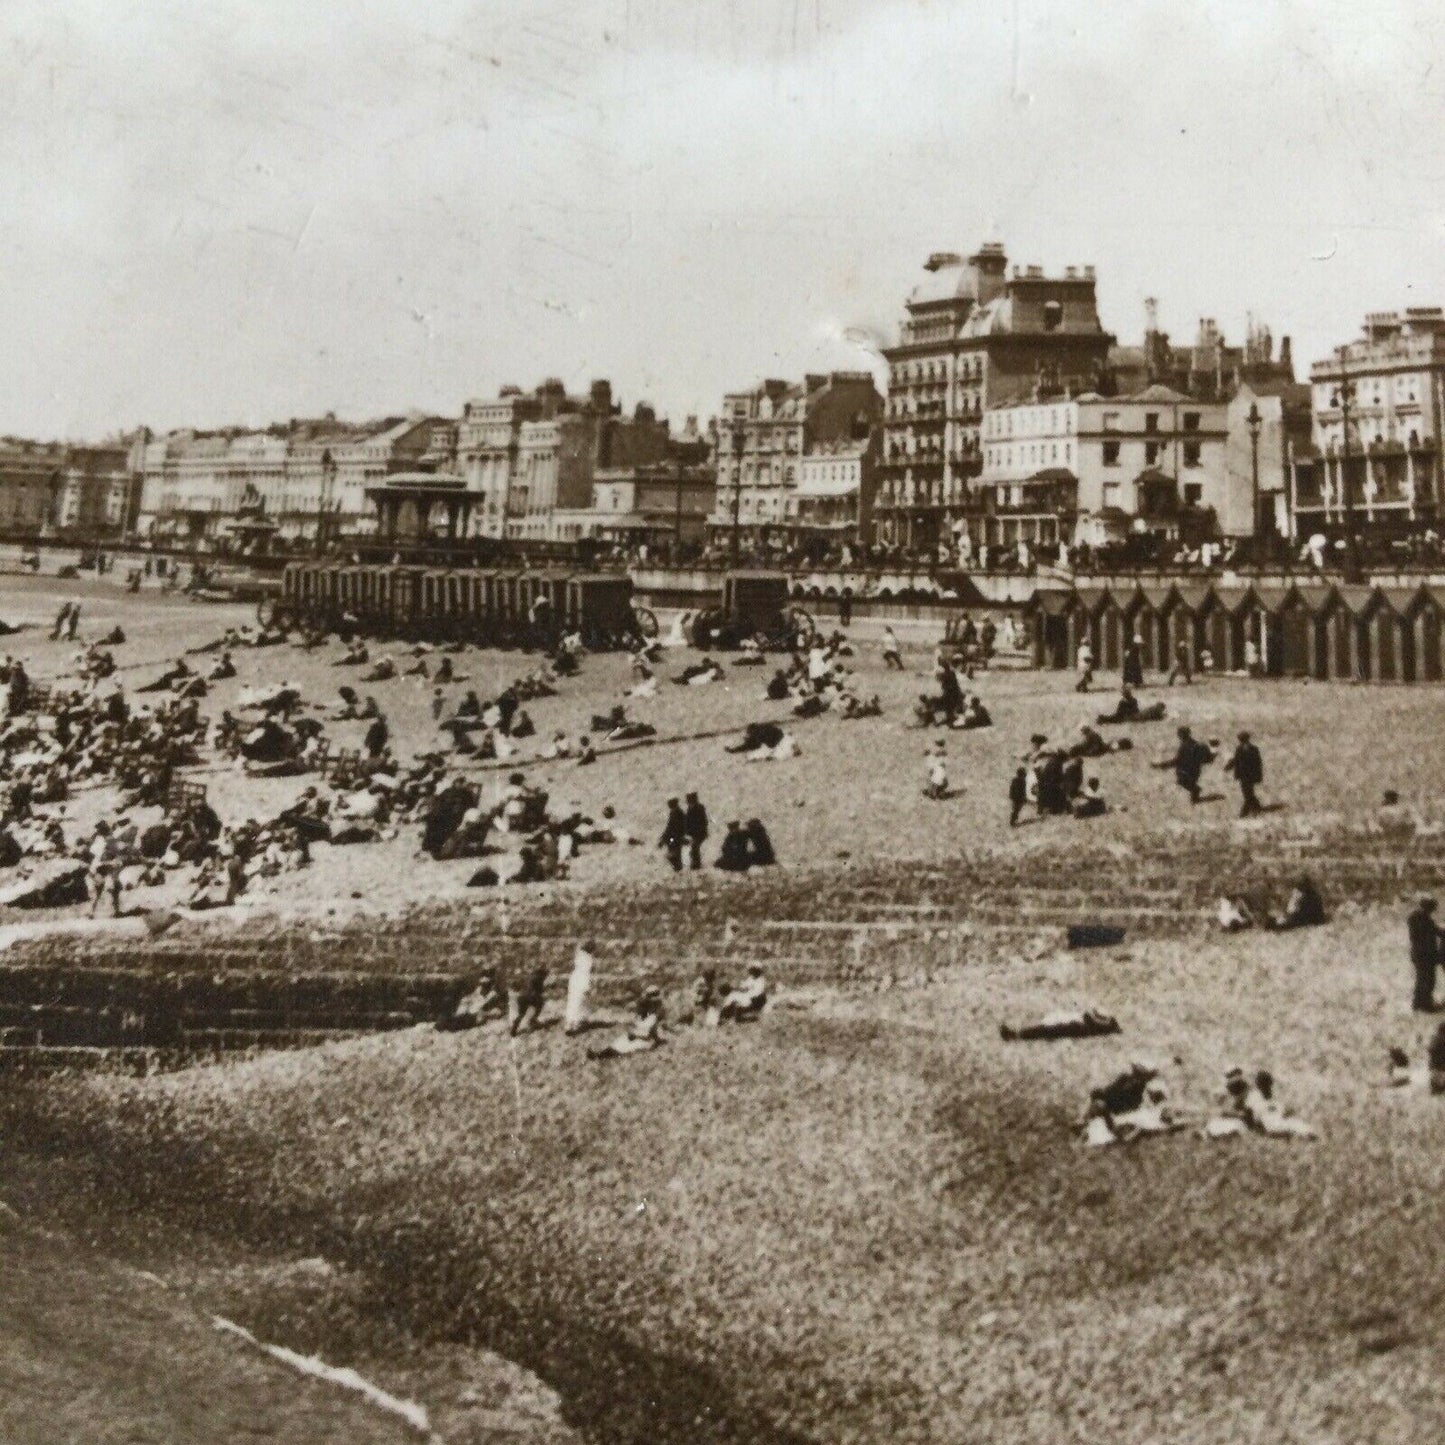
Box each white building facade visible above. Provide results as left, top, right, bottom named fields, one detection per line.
left=979, top=386, right=1230, bottom=547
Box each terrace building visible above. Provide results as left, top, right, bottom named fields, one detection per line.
left=1291, top=308, right=1445, bottom=538
left=456, top=379, right=677, bottom=542
left=134, top=415, right=453, bottom=546
left=876, top=243, right=1113, bottom=551
left=709, top=372, right=881, bottom=545
left=52, top=445, right=136, bottom=537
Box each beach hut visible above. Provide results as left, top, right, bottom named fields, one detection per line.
left=1195, top=586, right=1245, bottom=673
left=1251, top=586, right=1293, bottom=678
left=1125, top=585, right=1172, bottom=673
left=1092, top=587, right=1127, bottom=671
left=1413, top=586, right=1445, bottom=682
left=1279, top=584, right=1333, bottom=679
left=1027, top=591, right=1073, bottom=669
left=1066, top=587, right=1108, bottom=667
left=1370, top=587, right=1422, bottom=683
left=1161, top=585, right=1209, bottom=673
left=1324, top=585, right=1376, bottom=681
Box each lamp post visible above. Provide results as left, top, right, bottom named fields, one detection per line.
left=673, top=459, right=685, bottom=563
left=729, top=425, right=745, bottom=567
left=1331, top=368, right=1361, bottom=581
left=317, top=448, right=336, bottom=557
left=1245, top=401, right=1262, bottom=559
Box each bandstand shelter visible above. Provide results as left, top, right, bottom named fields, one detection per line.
left=366, top=473, right=477, bottom=545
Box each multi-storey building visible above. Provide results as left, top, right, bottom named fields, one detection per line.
left=455, top=379, right=675, bottom=541
left=135, top=415, right=451, bottom=543
left=709, top=372, right=881, bottom=543
left=1291, top=308, right=1445, bottom=537
left=52, top=446, right=136, bottom=536
left=455, top=389, right=543, bottom=538
left=1225, top=380, right=1312, bottom=542
left=794, top=435, right=878, bottom=543
left=876, top=243, right=1113, bottom=551
left=0, top=441, right=70, bottom=534
left=978, top=386, right=1229, bottom=547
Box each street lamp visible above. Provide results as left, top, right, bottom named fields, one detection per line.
left=317, top=448, right=336, bottom=556
left=1245, top=401, right=1262, bottom=557
left=729, top=425, right=746, bottom=566
left=1330, top=370, right=1361, bottom=580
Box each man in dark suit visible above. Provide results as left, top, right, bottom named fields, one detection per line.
left=1224, top=730, right=1265, bottom=817
left=1408, top=897, right=1442, bottom=1012
left=658, top=798, right=686, bottom=872
left=683, top=791, right=709, bottom=871
left=1155, top=725, right=1213, bottom=804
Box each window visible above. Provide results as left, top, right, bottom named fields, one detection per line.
left=1183, top=483, right=1203, bottom=505
left=1144, top=412, right=1160, bottom=434
left=1145, top=441, right=1161, bottom=465
left=1102, top=411, right=1119, bottom=432
left=1102, top=441, right=1120, bottom=466
left=1102, top=482, right=1120, bottom=509
left=1183, top=442, right=1201, bottom=467
left=1183, top=412, right=1200, bottom=432
left=1043, top=300, right=1063, bottom=332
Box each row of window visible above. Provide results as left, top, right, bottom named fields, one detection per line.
left=982, top=440, right=1204, bottom=469
left=890, top=356, right=987, bottom=387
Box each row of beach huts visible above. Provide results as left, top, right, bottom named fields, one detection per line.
left=1026, top=581, right=1445, bottom=683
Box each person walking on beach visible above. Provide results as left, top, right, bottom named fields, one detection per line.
left=1409, top=897, right=1442, bottom=1013
left=659, top=798, right=686, bottom=872
left=564, top=941, right=595, bottom=1035
left=683, top=791, right=709, bottom=871
left=1224, top=731, right=1265, bottom=817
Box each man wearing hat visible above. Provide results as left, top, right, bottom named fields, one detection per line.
left=1155, top=724, right=1213, bottom=805
left=1224, top=731, right=1264, bottom=817
left=1408, top=897, right=1442, bottom=1012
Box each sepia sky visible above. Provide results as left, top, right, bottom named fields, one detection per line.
left=2, top=0, right=1444, bottom=440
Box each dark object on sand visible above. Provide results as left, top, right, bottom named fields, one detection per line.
left=1067, top=924, right=1127, bottom=950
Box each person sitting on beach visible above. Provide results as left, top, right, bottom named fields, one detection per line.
left=588, top=986, right=665, bottom=1059
left=715, top=820, right=753, bottom=872
left=743, top=818, right=777, bottom=867
left=1211, top=1068, right=1317, bottom=1139
left=955, top=694, right=992, bottom=729
left=674, top=657, right=724, bottom=686
left=717, top=965, right=768, bottom=1023
left=1269, top=876, right=1326, bottom=931
left=923, top=743, right=950, bottom=800
left=1096, top=685, right=1145, bottom=725
left=1217, top=895, right=1256, bottom=932
left=335, top=640, right=369, bottom=666
left=1071, top=776, right=1108, bottom=818
left=438, top=969, right=509, bottom=1031
left=361, top=655, right=397, bottom=682
left=1069, top=723, right=1112, bottom=758
left=735, top=634, right=765, bottom=666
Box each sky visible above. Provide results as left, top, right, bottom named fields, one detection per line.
left=2, top=0, right=1443, bottom=440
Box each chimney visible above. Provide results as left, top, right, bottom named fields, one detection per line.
left=969, top=242, right=1008, bottom=304
left=1279, top=336, right=1293, bottom=376
left=589, top=379, right=613, bottom=414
